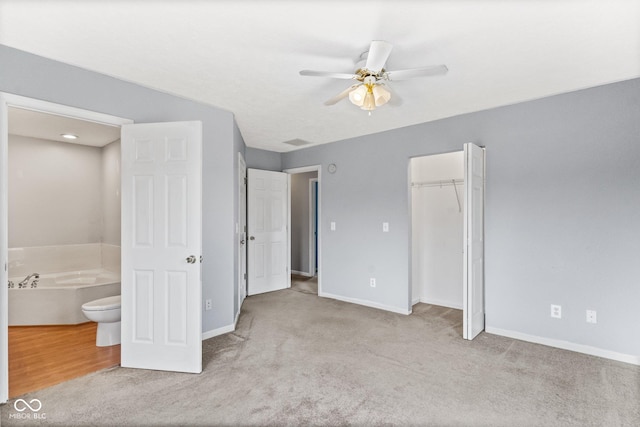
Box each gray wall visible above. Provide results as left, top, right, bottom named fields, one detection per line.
left=282, top=78, right=640, bottom=357
left=0, top=44, right=241, bottom=333
left=245, top=146, right=282, bottom=171
left=291, top=171, right=317, bottom=274
left=8, top=134, right=103, bottom=247
left=101, top=140, right=120, bottom=246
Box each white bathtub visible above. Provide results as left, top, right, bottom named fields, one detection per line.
left=9, top=268, right=121, bottom=326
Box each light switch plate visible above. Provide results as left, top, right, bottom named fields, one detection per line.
left=383, top=222, right=389, bottom=232
left=330, top=221, right=336, bottom=231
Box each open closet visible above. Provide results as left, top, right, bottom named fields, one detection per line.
left=411, top=151, right=464, bottom=309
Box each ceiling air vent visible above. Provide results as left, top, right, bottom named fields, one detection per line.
left=282, top=138, right=311, bottom=147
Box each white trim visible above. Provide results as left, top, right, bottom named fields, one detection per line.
left=1, top=93, right=133, bottom=127
left=0, top=92, right=133, bottom=404
left=286, top=173, right=292, bottom=289
left=291, top=270, right=314, bottom=277
left=320, top=291, right=412, bottom=315
left=237, top=152, right=247, bottom=318
left=283, top=165, right=319, bottom=174
left=486, top=326, right=640, bottom=366
left=309, top=178, right=318, bottom=277
left=0, top=96, right=8, bottom=404
left=202, top=324, right=235, bottom=341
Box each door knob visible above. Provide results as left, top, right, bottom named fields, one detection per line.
left=249, top=236, right=255, bottom=241
left=240, top=239, right=245, bottom=245
left=186, top=255, right=196, bottom=264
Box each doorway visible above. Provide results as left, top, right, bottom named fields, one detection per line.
left=410, top=143, right=485, bottom=340
left=284, top=166, right=321, bottom=296
left=411, top=151, right=464, bottom=309
left=0, top=93, right=131, bottom=402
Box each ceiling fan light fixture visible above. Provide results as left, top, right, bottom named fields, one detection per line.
left=348, top=85, right=367, bottom=106
left=372, top=84, right=391, bottom=106
left=361, top=89, right=376, bottom=111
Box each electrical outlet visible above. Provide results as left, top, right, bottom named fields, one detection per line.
left=586, top=310, right=597, bottom=324
left=550, top=304, right=561, bottom=319
left=205, top=299, right=212, bottom=311
left=370, top=278, right=376, bottom=288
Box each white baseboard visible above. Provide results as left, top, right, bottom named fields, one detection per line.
left=291, top=270, right=313, bottom=277
left=420, top=297, right=463, bottom=310
left=202, top=323, right=235, bottom=341
left=486, top=326, right=640, bottom=366
left=319, top=291, right=411, bottom=315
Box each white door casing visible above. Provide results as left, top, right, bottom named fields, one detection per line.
left=238, top=153, right=247, bottom=307
left=309, top=178, right=318, bottom=277
left=121, top=121, right=202, bottom=373
left=0, top=97, right=8, bottom=403
left=463, top=142, right=485, bottom=340
left=247, top=168, right=289, bottom=296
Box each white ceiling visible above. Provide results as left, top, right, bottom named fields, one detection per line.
left=8, top=107, right=121, bottom=147
left=1, top=1, right=638, bottom=152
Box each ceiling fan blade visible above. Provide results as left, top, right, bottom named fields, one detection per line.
left=385, top=65, right=448, bottom=81
left=300, top=70, right=358, bottom=79
left=324, top=84, right=361, bottom=106
left=364, top=40, right=393, bottom=73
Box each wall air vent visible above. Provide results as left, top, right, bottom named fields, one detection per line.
left=282, top=138, right=311, bottom=147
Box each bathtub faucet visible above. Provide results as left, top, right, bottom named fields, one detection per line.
left=19, top=273, right=39, bottom=288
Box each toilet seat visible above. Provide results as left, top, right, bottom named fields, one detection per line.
left=82, top=295, right=121, bottom=311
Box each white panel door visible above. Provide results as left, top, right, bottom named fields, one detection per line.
left=463, top=143, right=485, bottom=340
left=121, top=121, right=202, bottom=373
left=247, top=169, right=289, bottom=295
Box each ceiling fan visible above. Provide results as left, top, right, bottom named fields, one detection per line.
left=300, top=40, right=448, bottom=114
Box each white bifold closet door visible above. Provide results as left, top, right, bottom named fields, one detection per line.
left=463, top=142, right=485, bottom=340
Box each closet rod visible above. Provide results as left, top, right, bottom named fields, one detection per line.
left=411, top=178, right=463, bottom=188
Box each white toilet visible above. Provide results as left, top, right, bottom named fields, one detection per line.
left=81, top=295, right=121, bottom=347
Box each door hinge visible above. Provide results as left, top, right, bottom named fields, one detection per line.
left=244, top=177, right=248, bottom=185
left=244, top=273, right=247, bottom=280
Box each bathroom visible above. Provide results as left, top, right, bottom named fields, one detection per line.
left=7, top=106, right=122, bottom=397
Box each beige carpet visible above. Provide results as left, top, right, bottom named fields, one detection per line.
left=1, top=286, right=638, bottom=426
left=290, top=274, right=318, bottom=295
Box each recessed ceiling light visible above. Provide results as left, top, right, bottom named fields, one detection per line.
left=61, top=133, right=78, bottom=140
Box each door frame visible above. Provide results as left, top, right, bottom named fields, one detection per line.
left=0, top=92, right=132, bottom=403
left=309, top=178, right=318, bottom=277
left=283, top=165, right=322, bottom=294
left=237, top=152, right=247, bottom=313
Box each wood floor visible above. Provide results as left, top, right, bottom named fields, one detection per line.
left=9, top=322, right=120, bottom=398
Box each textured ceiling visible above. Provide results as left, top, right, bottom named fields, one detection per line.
left=1, top=1, right=638, bottom=152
